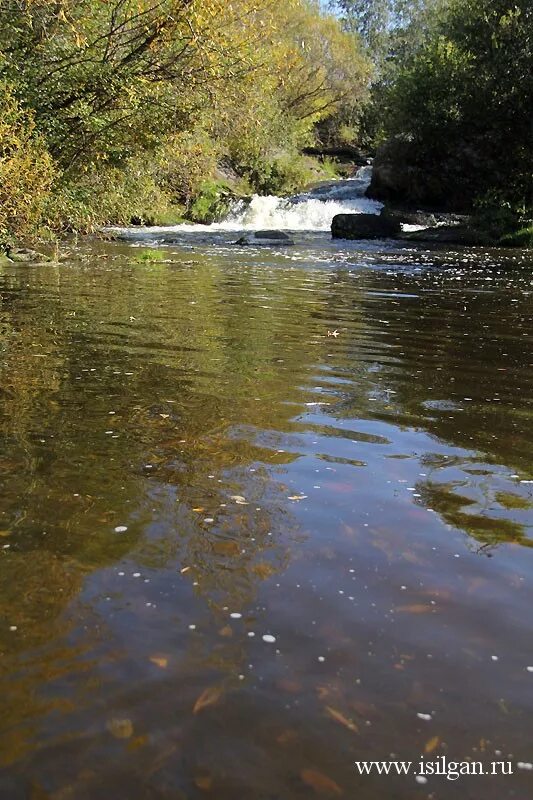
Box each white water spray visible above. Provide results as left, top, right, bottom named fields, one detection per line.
left=112, top=165, right=381, bottom=239
left=216, top=164, right=380, bottom=231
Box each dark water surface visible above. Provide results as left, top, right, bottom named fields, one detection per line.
left=1, top=235, right=532, bottom=799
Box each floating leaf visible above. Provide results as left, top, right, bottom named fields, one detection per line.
left=325, top=706, right=358, bottom=733
left=219, top=626, right=233, bottom=638
left=301, top=768, right=343, bottom=796
left=194, top=775, right=213, bottom=790
left=396, top=604, right=432, bottom=614
left=425, top=735, right=440, bottom=753
left=277, top=728, right=299, bottom=746
left=107, top=718, right=133, bottom=739
left=150, top=656, right=168, bottom=668
left=193, top=686, right=223, bottom=714
left=127, top=735, right=148, bottom=751
left=213, top=540, right=240, bottom=556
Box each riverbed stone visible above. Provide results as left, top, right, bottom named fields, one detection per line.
left=234, top=230, right=294, bottom=245
left=331, top=213, right=400, bottom=240
left=399, top=225, right=492, bottom=246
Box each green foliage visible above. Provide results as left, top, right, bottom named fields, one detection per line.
left=0, top=0, right=370, bottom=238
left=134, top=249, right=167, bottom=263
left=188, top=181, right=236, bottom=225
left=157, top=129, right=221, bottom=208
left=334, top=0, right=441, bottom=68
left=0, top=81, right=55, bottom=245
left=43, top=158, right=176, bottom=232
left=380, top=0, right=533, bottom=212
left=499, top=227, right=533, bottom=249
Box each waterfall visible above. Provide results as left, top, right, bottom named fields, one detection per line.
left=218, top=164, right=381, bottom=231
left=111, top=165, right=381, bottom=240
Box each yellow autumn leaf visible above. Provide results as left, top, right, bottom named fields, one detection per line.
left=301, top=768, right=343, bottom=796
left=325, top=706, right=359, bottom=733
left=194, top=775, right=213, bottom=790
left=150, top=656, right=168, bottom=668
left=396, top=604, right=432, bottom=614
left=193, top=686, right=224, bottom=714
left=107, top=718, right=133, bottom=739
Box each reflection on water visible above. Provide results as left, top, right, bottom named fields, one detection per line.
left=0, top=236, right=532, bottom=799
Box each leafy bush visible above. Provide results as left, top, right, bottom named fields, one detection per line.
left=0, top=1, right=370, bottom=237
left=499, top=227, right=533, bottom=248
left=188, top=181, right=236, bottom=224
left=43, top=159, right=176, bottom=233
left=380, top=0, right=533, bottom=213
left=0, top=82, right=55, bottom=246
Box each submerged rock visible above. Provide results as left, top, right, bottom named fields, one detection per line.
left=4, top=246, right=50, bottom=263
left=234, top=230, right=294, bottom=246
left=399, top=225, right=493, bottom=246
left=380, top=205, right=470, bottom=229
left=331, top=213, right=400, bottom=240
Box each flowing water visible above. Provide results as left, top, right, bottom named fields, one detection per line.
left=1, top=175, right=533, bottom=799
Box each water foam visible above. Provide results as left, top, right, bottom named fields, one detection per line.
left=112, top=165, right=381, bottom=237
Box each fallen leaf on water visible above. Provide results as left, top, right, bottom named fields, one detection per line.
left=127, top=735, right=148, bottom=752
left=425, top=735, right=440, bottom=753
left=301, top=768, right=343, bottom=796
left=213, top=540, right=240, bottom=556
left=193, top=686, right=224, bottom=714
left=149, top=656, right=168, bottom=669
left=288, top=495, right=307, bottom=501
left=219, top=626, right=233, bottom=638
left=0, top=530, right=11, bottom=537
left=325, top=706, right=359, bottom=733
left=192, top=507, right=205, bottom=513
left=277, top=729, right=299, bottom=746
left=396, top=604, right=432, bottom=614
left=159, top=414, right=170, bottom=419
left=107, top=718, right=133, bottom=739
left=194, top=775, right=213, bottom=791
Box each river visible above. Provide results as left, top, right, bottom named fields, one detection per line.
left=0, top=172, right=532, bottom=799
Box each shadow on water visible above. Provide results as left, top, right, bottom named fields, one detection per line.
left=0, top=236, right=532, bottom=799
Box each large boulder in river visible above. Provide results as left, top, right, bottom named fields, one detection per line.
left=380, top=205, right=470, bottom=229
left=235, top=230, right=294, bottom=246
left=399, top=225, right=493, bottom=246
left=331, top=213, right=400, bottom=240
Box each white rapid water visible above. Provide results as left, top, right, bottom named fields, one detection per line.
left=111, top=165, right=382, bottom=240
left=221, top=165, right=381, bottom=231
